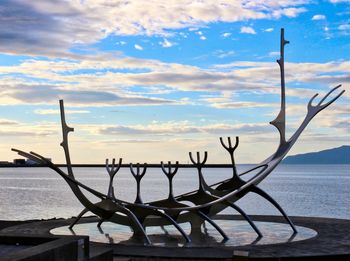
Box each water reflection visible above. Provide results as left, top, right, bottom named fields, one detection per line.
left=51, top=220, right=317, bottom=247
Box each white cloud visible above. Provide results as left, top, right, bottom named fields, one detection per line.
left=34, top=109, right=90, bottom=115
left=272, top=7, right=307, bottom=18
left=0, top=122, right=58, bottom=138
left=264, top=28, right=274, bottom=32
left=99, top=121, right=273, bottom=136
left=134, top=44, right=143, bottom=50
left=196, top=31, right=207, bottom=40
left=222, top=32, right=232, bottom=37
left=179, top=32, right=188, bottom=38
left=330, top=0, right=350, bottom=3
left=213, top=50, right=235, bottom=58
left=268, top=51, right=280, bottom=57
left=159, top=39, right=173, bottom=48
left=312, top=14, right=326, bottom=20
left=339, top=24, right=350, bottom=30
left=0, top=119, right=19, bottom=125
left=1, top=52, right=348, bottom=163
left=1, top=49, right=349, bottom=108
left=240, top=26, right=256, bottom=34
left=208, top=101, right=276, bottom=109
left=0, top=0, right=309, bottom=56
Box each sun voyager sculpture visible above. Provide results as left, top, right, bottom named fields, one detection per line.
left=12, top=28, right=344, bottom=245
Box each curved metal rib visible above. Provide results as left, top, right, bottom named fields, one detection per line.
left=12, top=148, right=155, bottom=246
left=250, top=186, right=297, bottom=233
left=69, top=208, right=89, bottom=229
left=157, top=211, right=191, bottom=243
left=196, top=211, right=228, bottom=240
left=225, top=202, right=262, bottom=237
left=114, top=207, right=151, bottom=245
left=97, top=218, right=105, bottom=228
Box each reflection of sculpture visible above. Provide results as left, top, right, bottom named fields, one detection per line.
left=12, top=28, right=344, bottom=245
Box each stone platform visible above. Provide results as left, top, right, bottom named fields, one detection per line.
left=1, top=215, right=350, bottom=260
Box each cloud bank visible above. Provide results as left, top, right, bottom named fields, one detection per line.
left=1, top=0, right=308, bottom=56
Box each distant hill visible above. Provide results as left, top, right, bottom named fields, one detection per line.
left=283, top=145, right=350, bottom=164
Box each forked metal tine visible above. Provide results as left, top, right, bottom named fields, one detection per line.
left=140, top=163, right=147, bottom=177
left=189, top=152, right=196, bottom=165
left=317, top=84, right=342, bottom=106
left=319, top=88, right=345, bottom=110
left=307, top=93, right=319, bottom=110
left=219, top=137, right=228, bottom=150
left=228, top=137, right=232, bottom=147
left=130, top=163, right=137, bottom=177
left=160, top=161, right=179, bottom=177
left=106, top=158, right=122, bottom=177
left=233, top=137, right=239, bottom=150
left=160, top=161, right=166, bottom=173
left=105, top=158, right=111, bottom=174
left=220, top=136, right=239, bottom=153
left=189, top=151, right=207, bottom=166
left=308, top=85, right=345, bottom=113
left=203, top=151, right=208, bottom=164
left=130, top=163, right=147, bottom=204
left=168, top=161, right=171, bottom=174
left=130, top=163, right=147, bottom=179
left=136, top=163, right=140, bottom=175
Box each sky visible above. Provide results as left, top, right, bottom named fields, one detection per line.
left=0, top=0, right=349, bottom=164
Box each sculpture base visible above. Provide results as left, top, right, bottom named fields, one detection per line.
left=51, top=219, right=315, bottom=247
left=1, top=215, right=350, bottom=260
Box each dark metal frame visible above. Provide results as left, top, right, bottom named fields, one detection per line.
left=12, top=28, right=344, bottom=245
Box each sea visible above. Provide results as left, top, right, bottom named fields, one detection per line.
left=0, top=165, right=349, bottom=221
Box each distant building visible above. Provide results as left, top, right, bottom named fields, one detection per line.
left=0, top=161, right=11, bottom=166
left=26, top=158, right=52, bottom=165
left=13, top=159, right=26, bottom=165
left=26, top=159, right=39, bottom=165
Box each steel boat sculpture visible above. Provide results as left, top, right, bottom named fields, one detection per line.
left=12, top=29, right=345, bottom=245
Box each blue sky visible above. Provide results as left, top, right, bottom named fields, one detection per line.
left=0, top=0, right=349, bottom=163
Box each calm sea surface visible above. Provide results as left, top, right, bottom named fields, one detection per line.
left=0, top=165, right=349, bottom=221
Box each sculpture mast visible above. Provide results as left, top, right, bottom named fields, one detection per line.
left=270, top=28, right=289, bottom=145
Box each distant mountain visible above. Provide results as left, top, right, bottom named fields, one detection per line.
left=283, top=145, right=350, bottom=164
